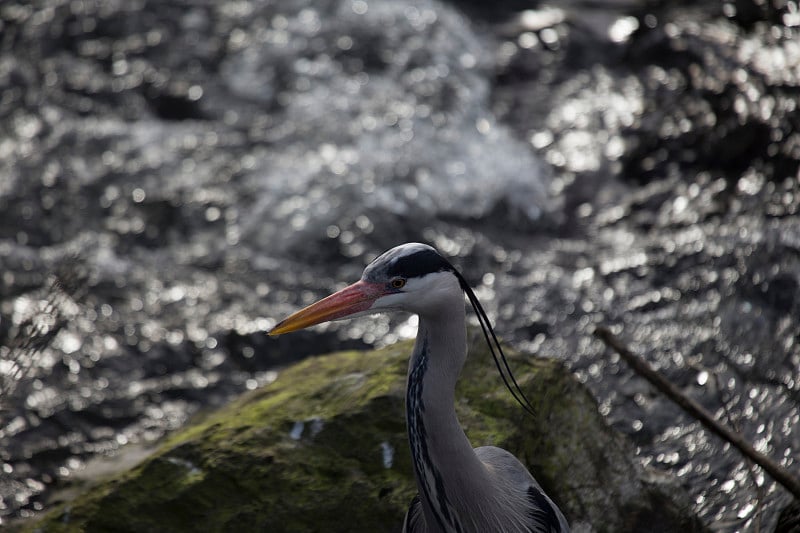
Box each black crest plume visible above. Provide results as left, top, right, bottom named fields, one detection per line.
left=444, top=258, right=537, bottom=418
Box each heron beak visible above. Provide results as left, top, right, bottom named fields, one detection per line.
left=268, top=280, right=384, bottom=336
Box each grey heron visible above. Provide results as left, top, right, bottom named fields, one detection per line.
left=269, top=243, right=570, bottom=533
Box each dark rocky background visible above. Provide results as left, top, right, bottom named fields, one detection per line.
left=1, top=0, right=798, bottom=530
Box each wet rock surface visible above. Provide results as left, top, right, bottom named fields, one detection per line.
left=1, top=0, right=798, bottom=529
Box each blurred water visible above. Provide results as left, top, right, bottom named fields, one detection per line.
left=1, top=0, right=799, bottom=529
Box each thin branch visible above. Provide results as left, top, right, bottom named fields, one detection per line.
left=593, top=326, right=800, bottom=501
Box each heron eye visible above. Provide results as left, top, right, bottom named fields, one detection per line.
left=390, top=278, right=406, bottom=289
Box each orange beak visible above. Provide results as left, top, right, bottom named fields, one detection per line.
left=268, top=280, right=385, bottom=336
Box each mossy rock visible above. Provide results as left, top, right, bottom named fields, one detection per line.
left=23, top=335, right=706, bottom=532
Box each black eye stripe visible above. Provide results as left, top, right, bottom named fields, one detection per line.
left=386, top=250, right=453, bottom=279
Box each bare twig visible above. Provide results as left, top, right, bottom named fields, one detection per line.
left=0, top=277, right=66, bottom=401
left=593, top=326, right=800, bottom=501
left=0, top=257, right=86, bottom=413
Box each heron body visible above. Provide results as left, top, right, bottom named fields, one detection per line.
left=270, top=243, right=570, bottom=533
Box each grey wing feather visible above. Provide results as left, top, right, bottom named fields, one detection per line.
left=475, top=446, right=570, bottom=533
left=402, top=494, right=425, bottom=533
left=527, top=485, right=569, bottom=533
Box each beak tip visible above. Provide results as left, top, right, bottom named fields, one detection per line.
left=267, top=280, right=377, bottom=339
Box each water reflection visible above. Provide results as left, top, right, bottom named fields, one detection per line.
left=1, top=0, right=799, bottom=529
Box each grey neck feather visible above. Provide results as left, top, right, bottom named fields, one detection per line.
left=406, top=305, right=492, bottom=533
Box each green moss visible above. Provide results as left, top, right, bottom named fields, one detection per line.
left=22, top=338, right=705, bottom=532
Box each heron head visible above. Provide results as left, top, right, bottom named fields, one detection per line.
left=268, top=243, right=462, bottom=335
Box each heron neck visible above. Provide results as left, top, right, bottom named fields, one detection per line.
left=412, top=311, right=467, bottom=393
left=406, top=309, right=490, bottom=532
